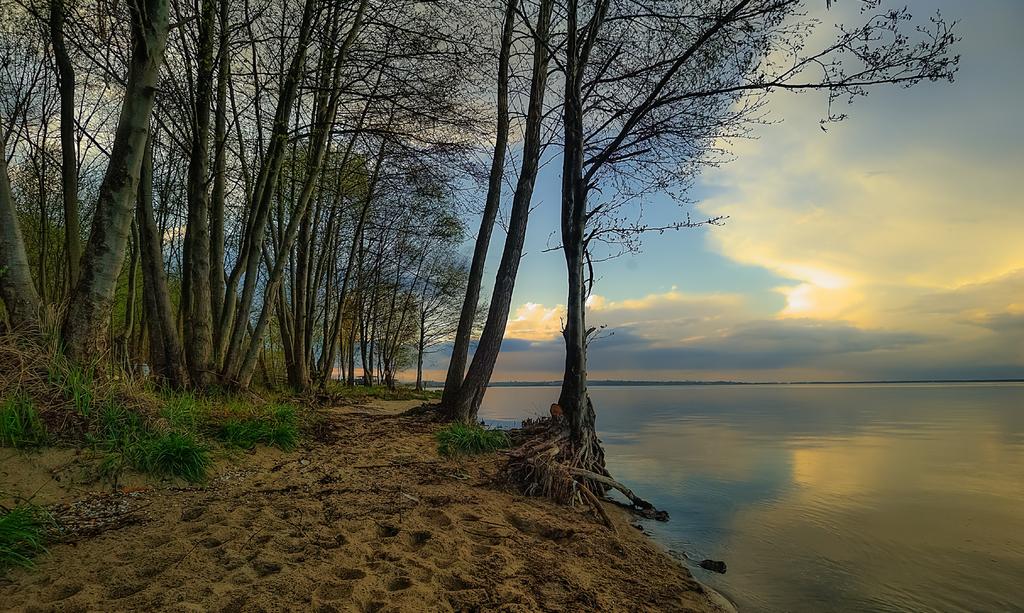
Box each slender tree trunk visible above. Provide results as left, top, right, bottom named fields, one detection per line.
left=440, top=0, right=516, bottom=408
left=49, top=0, right=82, bottom=289
left=121, top=220, right=140, bottom=367
left=184, top=0, right=218, bottom=386
left=447, top=0, right=553, bottom=422
left=137, top=138, right=188, bottom=387
left=220, top=0, right=319, bottom=378
left=62, top=0, right=170, bottom=362
left=210, top=0, right=230, bottom=359
left=0, top=138, right=42, bottom=330
left=557, top=0, right=609, bottom=471
left=416, top=309, right=426, bottom=391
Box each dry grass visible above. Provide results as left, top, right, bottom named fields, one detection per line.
left=0, top=332, right=159, bottom=444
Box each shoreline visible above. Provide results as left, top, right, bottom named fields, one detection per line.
left=2, top=399, right=733, bottom=612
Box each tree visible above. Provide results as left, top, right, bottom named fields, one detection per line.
left=445, top=0, right=556, bottom=422
left=62, top=0, right=170, bottom=361
left=538, top=0, right=959, bottom=498
left=440, top=0, right=517, bottom=408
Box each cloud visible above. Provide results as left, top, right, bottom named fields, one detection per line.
left=504, top=302, right=565, bottom=341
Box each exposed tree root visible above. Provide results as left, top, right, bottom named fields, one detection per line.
left=505, top=417, right=669, bottom=527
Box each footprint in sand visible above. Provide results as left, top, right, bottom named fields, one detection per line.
left=335, top=567, right=367, bottom=581
left=104, top=578, right=146, bottom=600
left=421, top=508, right=452, bottom=528
left=315, top=582, right=355, bottom=602
left=403, top=529, right=432, bottom=551
left=387, top=576, right=413, bottom=592
left=41, top=582, right=83, bottom=603
left=376, top=523, right=400, bottom=538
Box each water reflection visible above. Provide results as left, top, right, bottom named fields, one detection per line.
left=479, top=383, right=1024, bottom=612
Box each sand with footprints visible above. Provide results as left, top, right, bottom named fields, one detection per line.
left=1, top=401, right=732, bottom=612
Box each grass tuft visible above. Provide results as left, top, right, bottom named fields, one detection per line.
left=0, top=505, right=49, bottom=570
left=436, top=422, right=510, bottom=456
left=0, top=394, right=48, bottom=448
left=139, top=432, right=211, bottom=483
left=47, top=359, right=95, bottom=417
left=160, top=391, right=206, bottom=432
left=216, top=403, right=298, bottom=451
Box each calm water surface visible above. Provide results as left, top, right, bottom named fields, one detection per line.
left=478, top=383, right=1024, bottom=612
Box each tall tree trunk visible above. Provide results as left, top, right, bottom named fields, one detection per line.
left=49, top=0, right=82, bottom=289
left=210, top=0, right=230, bottom=360
left=416, top=309, right=426, bottom=391
left=0, top=138, right=42, bottom=330
left=121, top=220, right=140, bottom=367
left=232, top=0, right=368, bottom=388
left=219, top=0, right=320, bottom=379
left=184, top=0, right=218, bottom=386
left=440, top=0, right=516, bottom=408
left=557, top=0, right=609, bottom=471
left=137, top=138, right=188, bottom=387
left=447, top=0, right=553, bottom=422
left=62, top=0, right=170, bottom=362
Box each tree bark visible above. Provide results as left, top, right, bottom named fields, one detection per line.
left=49, top=0, right=82, bottom=289
left=62, top=0, right=170, bottom=362
left=210, top=0, right=230, bottom=360
left=137, top=137, right=188, bottom=387
left=447, top=0, right=553, bottom=422
left=440, top=0, right=516, bottom=408
left=183, top=0, right=218, bottom=386
left=557, top=0, right=610, bottom=471
left=0, top=137, right=42, bottom=330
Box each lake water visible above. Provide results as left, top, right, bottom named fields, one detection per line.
left=478, top=383, right=1024, bottom=612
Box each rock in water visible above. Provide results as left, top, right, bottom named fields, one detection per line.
left=699, top=559, right=727, bottom=574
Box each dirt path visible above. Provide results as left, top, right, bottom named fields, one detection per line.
left=1, top=404, right=731, bottom=612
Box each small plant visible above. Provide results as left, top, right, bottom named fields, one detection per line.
left=216, top=403, right=298, bottom=451
left=0, top=505, right=49, bottom=570
left=161, top=391, right=206, bottom=432
left=0, top=394, right=47, bottom=448
left=140, top=432, right=210, bottom=483
left=436, top=422, right=510, bottom=456
left=47, top=357, right=95, bottom=417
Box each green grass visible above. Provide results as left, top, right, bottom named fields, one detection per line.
left=436, top=422, right=510, bottom=456
left=160, top=391, right=206, bottom=432
left=47, top=359, right=95, bottom=417
left=90, top=401, right=210, bottom=484
left=0, top=394, right=47, bottom=448
left=216, top=403, right=298, bottom=451
left=0, top=505, right=49, bottom=570
left=138, top=432, right=210, bottom=483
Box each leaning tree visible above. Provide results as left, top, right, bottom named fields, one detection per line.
left=510, top=0, right=960, bottom=513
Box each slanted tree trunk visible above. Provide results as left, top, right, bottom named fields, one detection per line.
left=0, top=138, right=42, bottom=330
left=219, top=0, right=320, bottom=380
left=232, top=0, right=368, bottom=388
left=137, top=138, right=188, bottom=388
left=49, top=0, right=81, bottom=289
left=440, top=0, right=516, bottom=409
left=62, top=0, right=170, bottom=362
left=446, top=0, right=554, bottom=422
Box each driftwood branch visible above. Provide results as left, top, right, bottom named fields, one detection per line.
left=567, top=466, right=660, bottom=515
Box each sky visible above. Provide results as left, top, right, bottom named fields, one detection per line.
left=421, top=0, right=1024, bottom=383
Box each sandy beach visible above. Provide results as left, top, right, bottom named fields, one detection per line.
left=1, top=400, right=732, bottom=612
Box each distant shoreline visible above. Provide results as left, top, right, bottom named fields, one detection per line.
left=422, top=378, right=1024, bottom=388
